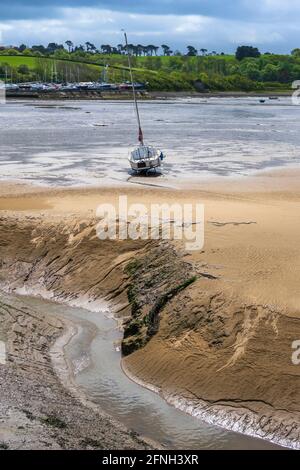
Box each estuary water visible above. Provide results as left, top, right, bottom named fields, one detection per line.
left=0, top=96, right=300, bottom=186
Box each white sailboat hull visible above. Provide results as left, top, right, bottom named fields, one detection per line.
left=129, top=146, right=163, bottom=172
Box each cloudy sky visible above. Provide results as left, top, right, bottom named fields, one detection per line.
left=0, top=1, right=299, bottom=53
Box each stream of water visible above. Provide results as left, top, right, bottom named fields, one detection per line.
left=19, top=295, right=282, bottom=450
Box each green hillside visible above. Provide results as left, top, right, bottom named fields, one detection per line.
left=0, top=56, right=37, bottom=68
left=0, top=51, right=297, bottom=92
left=0, top=54, right=192, bottom=91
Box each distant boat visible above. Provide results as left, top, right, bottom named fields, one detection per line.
left=123, top=30, right=165, bottom=173
left=259, top=99, right=266, bottom=103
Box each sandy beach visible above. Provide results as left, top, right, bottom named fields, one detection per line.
left=0, top=167, right=299, bottom=448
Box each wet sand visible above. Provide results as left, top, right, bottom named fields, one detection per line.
left=2, top=97, right=300, bottom=187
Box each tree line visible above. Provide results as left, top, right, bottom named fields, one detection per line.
left=2, top=42, right=300, bottom=62
left=1, top=42, right=224, bottom=57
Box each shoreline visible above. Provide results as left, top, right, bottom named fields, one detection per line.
left=1, top=165, right=300, bottom=201
left=151, top=90, right=292, bottom=99
left=5, top=90, right=293, bottom=101
left=121, top=362, right=290, bottom=449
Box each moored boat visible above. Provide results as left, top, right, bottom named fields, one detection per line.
left=123, top=30, right=166, bottom=173
left=130, top=145, right=164, bottom=171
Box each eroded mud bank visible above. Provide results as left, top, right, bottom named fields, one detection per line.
left=0, top=213, right=299, bottom=449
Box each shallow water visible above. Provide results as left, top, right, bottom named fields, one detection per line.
left=19, top=295, right=282, bottom=450
left=1, top=97, right=300, bottom=186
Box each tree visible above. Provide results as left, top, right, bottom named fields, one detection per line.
left=278, top=62, right=292, bottom=83
left=53, top=49, right=70, bottom=59
left=19, top=44, right=27, bottom=53
left=32, top=45, right=47, bottom=54
left=135, top=44, right=143, bottom=56
left=146, top=45, right=157, bottom=56
left=18, top=64, right=30, bottom=75
left=117, top=44, right=124, bottom=54
left=200, top=48, right=207, bottom=56
left=236, top=46, right=261, bottom=61
left=85, top=42, right=96, bottom=53
left=101, top=44, right=112, bottom=54
left=139, top=46, right=145, bottom=56
left=46, top=43, right=64, bottom=54
left=5, top=48, right=19, bottom=56
left=291, top=65, right=300, bottom=81
left=22, top=48, right=33, bottom=56
left=65, top=40, right=74, bottom=53
left=292, top=48, right=300, bottom=58
left=186, top=45, right=197, bottom=56
left=134, top=46, right=139, bottom=56
left=244, top=63, right=261, bottom=80
left=261, top=64, right=279, bottom=81
left=125, top=43, right=135, bottom=55
left=229, top=65, right=239, bottom=75
left=161, top=44, right=172, bottom=56
left=73, top=45, right=84, bottom=54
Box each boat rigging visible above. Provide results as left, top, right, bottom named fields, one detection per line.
left=123, top=30, right=165, bottom=173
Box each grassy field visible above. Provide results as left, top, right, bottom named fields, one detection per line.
left=0, top=55, right=103, bottom=71
left=0, top=55, right=37, bottom=68
left=0, top=54, right=158, bottom=73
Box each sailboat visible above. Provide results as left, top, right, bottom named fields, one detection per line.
left=123, top=31, right=165, bottom=173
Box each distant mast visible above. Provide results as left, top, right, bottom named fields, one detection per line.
left=123, top=30, right=144, bottom=146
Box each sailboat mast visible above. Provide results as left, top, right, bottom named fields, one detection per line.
left=123, top=31, right=144, bottom=145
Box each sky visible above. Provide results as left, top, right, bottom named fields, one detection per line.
left=0, top=1, right=300, bottom=53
